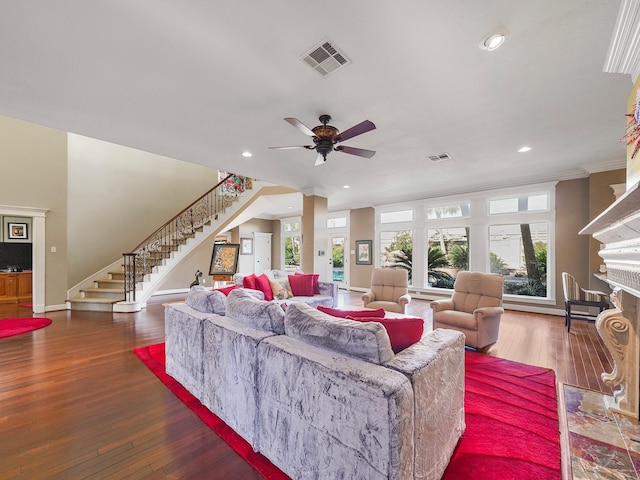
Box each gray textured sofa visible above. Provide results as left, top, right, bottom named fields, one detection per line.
left=233, top=269, right=338, bottom=308
left=165, top=287, right=465, bottom=480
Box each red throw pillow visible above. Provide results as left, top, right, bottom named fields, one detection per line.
left=243, top=273, right=257, bottom=290
left=215, top=284, right=239, bottom=296
left=288, top=274, right=315, bottom=296
left=255, top=273, right=273, bottom=301
left=317, top=306, right=385, bottom=318
left=346, top=316, right=424, bottom=353
left=296, top=272, right=320, bottom=294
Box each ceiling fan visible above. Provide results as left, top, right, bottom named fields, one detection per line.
left=269, top=114, right=376, bottom=166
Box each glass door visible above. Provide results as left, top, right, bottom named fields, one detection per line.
left=329, top=234, right=348, bottom=288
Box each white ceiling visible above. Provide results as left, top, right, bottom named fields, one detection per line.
left=0, top=1, right=632, bottom=218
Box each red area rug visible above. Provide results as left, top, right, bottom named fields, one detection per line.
left=134, top=344, right=561, bottom=480
left=0, top=317, right=52, bottom=339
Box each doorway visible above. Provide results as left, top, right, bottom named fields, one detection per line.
left=328, top=234, right=348, bottom=289
left=0, top=207, right=47, bottom=313
left=254, top=232, right=272, bottom=273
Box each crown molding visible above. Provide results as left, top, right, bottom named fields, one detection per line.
left=604, top=0, right=640, bottom=82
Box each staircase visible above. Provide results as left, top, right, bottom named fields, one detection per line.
left=66, top=176, right=292, bottom=312
left=67, top=269, right=126, bottom=312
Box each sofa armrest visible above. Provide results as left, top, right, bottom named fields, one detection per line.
left=430, top=298, right=454, bottom=312
left=318, top=281, right=339, bottom=307
left=362, top=290, right=375, bottom=306
left=473, top=306, right=504, bottom=319
left=383, top=329, right=465, bottom=480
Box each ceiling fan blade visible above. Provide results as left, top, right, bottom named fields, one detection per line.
left=314, top=153, right=327, bottom=166
left=268, top=145, right=313, bottom=150
left=335, top=145, right=376, bottom=158
left=284, top=117, right=316, bottom=137
left=334, top=120, right=376, bottom=142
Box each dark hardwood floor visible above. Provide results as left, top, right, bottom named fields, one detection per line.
left=0, top=290, right=612, bottom=479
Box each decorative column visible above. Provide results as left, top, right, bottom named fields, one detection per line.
left=597, top=288, right=639, bottom=418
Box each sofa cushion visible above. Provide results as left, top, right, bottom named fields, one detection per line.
left=215, top=283, right=239, bottom=296
left=347, top=316, right=424, bottom=353
left=317, top=305, right=385, bottom=318
left=255, top=273, right=274, bottom=301
left=242, top=273, right=257, bottom=290
left=284, top=302, right=394, bottom=364
left=294, top=272, right=320, bottom=294
left=270, top=277, right=293, bottom=300
left=288, top=274, right=315, bottom=296
left=226, top=288, right=285, bottom=334
left=185, top=286, right=227, bottom=315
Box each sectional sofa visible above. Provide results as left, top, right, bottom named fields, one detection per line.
left=165, top=287, right=465, bottom=480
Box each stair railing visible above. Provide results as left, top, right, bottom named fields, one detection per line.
left=122, top=173, right=251, bottom=302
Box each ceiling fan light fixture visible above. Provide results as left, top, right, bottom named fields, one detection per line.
left=480, top=32, right=506, bottom=51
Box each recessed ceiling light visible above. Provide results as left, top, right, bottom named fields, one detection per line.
left=480, top=32, right=506, bottom=51
left=288, top=206, right=294, bottom=210
left=242, top=151, right=252, bottom=158
left=517, top=146, right=532, bottom=153
left=343, top=185, right=350, bottom=189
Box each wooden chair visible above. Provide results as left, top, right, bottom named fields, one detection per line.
left=561, top=272, right=609, bottom=332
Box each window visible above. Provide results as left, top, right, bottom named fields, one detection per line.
left=426, top=227, right=468, bottom=289
left=427, top=202, right=470, bottom=220
left=284, top=236, right=301, bottom=270
left=374, top=182, right=554, bottom=302
left=380, top=230, right=412, bottom=284
left=282, top=218, right=301, bottom=271
left=380, top=209, right=413, bottom=224
left=327, top=217, right=347, bottom=229
left=489, top=193, right=549, bottom=215
left=489, top=223, right=548, bottom=297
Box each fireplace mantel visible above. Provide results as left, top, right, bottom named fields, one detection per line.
left=580, top=180, right=640, bottom=418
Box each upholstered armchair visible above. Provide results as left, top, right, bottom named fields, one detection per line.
left=430, top=271, right=504, bottom=351
left=362, top=268, right=411, bottom=314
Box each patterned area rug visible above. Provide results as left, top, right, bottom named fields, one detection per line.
left=562, top=384, right=640, bottom=479
left=0, top=317, right=51, bottom=339
left=134, top=344, right=561, bottom=479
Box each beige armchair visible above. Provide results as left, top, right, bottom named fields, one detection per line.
left=362, top=268, right=411, bottom=314
left=430, top=271, right=504, bottom=351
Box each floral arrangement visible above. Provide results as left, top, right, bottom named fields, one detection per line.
left=622, top=86, right=640, bottom=158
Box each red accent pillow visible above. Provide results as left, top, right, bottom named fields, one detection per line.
left=242, top=273, right=257, bottom=290
left=215, top=284, right=239, bottom=296
left=346, top=316, right=424, bottom=353
left=317, top=306, right=385, bottom=318
left=296, top=272, right=320, bottom=294
left=288, top=274, right=315, bottom=296
left=255, top=273, right=273, bottom=301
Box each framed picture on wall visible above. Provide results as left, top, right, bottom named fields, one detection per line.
left=355, top=240, right=372, bottom=265
left=209, top=243, right=240, bottom=276
left=8, top=222, right=28, bottom=240
left=240, top=237, right=253, bottom=255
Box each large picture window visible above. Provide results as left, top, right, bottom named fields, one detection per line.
left=489, top=223, right=548, bottom=297
left=426, top=227, right=468, bottom=289
left=380, top=230, right=413, bottom=285
left=374, top=182, right=555, bottom=302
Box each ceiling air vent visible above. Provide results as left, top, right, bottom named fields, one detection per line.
left=301, top=40, right=351, bottom=78
left=428, top=152, right=452, bottom=163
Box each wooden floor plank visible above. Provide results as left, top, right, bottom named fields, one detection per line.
left=0, top=290, right=613, bottom=479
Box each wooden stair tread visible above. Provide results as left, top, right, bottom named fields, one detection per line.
left=69, top=298, right=123, bottom=304
left=82, top=288, right=124, bottom=293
